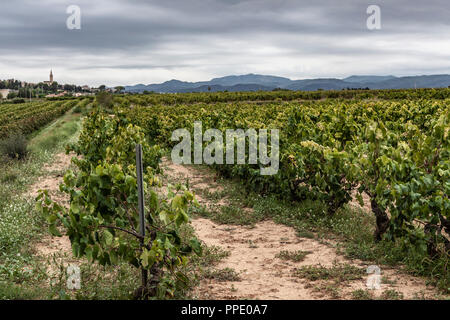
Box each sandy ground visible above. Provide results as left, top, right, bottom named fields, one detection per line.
left=28, top=153, right=73, bottom=258
left=163, top=159, right=446, bottom=300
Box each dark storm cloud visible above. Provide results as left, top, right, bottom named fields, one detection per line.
left=0, top=0, right=449, bottom=86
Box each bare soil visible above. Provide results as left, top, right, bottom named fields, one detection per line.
left=28, top=153, right=73, bottom=260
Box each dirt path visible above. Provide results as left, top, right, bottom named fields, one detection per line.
left=163, top=159, right=447, bottom=300
left=28, top=153, right=73, bottom=258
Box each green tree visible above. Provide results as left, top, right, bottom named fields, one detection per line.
left=7, top=91, right=17, bottom=99
left=50, top=82, right=58, bottom=93
left=115, top=86, right=125, bottom=94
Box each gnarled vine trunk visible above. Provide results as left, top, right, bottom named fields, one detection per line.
left=133, top=264, right=163, bottom=299
left=371, top=198, right=390, bottom=241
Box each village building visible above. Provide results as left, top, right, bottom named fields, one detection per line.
left=43, top=70, right=54, bottom=85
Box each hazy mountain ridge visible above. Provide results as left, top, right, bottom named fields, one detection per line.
left=343, top=75, right=397, bottom=83
left=124, top=74, right=450, bottom=93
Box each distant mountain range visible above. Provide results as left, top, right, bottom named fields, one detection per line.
left=124, top=74, right=450, bottom=93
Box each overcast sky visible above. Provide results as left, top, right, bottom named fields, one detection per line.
left=0, top=0, right=449, bottom=86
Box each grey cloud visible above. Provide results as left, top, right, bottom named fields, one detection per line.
left=0, top=0, right=449, bottom=86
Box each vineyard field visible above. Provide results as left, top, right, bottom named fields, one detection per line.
left=115, top=87, right=450, bottom=106
left=0, top=98, right=90, bottom=138
left=122, top=92, right=449, bottom=264
left=3, top=88, right=448, bottom=300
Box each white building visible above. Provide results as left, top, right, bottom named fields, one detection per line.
left=0, top=89, right=12, bottom=99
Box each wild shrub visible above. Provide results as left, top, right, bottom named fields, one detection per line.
left=0, top=132, right=28, bottom=160
left=96, top=91, right=114, bottom=109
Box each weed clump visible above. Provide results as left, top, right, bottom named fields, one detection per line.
left=293, top=263, right=364, bottom=282
left=0, top=132, right=28, bottom=160
left=203, top=268, right=241, bottom=282
left=276, top=250, right=311, bottom=262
